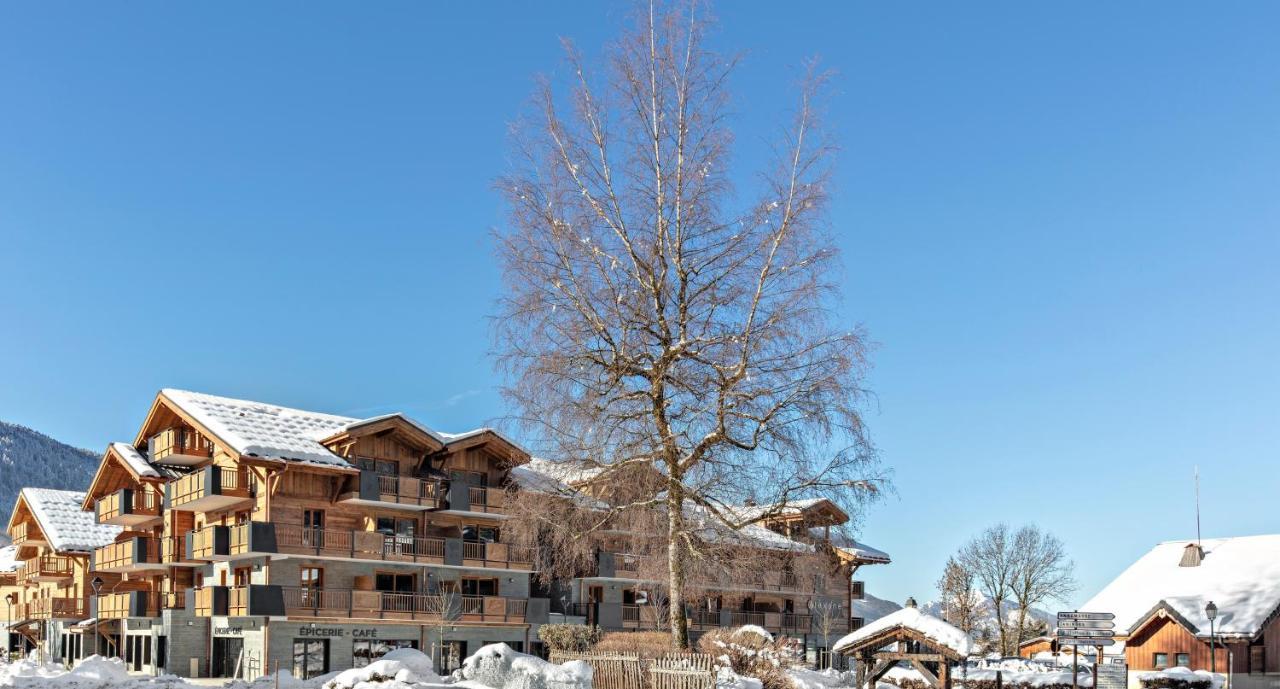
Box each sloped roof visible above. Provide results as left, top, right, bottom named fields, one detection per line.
left=837, top=539, right=892, bottom=564
left=158, top=389, right=528, bottom=470
left=1081, top=534, right=1280, bottom=638
left=833, top=606, right=974, bottom=657
left=21, top=488, right=120, bottom=553
left=109, top=442, right=160, bottom=478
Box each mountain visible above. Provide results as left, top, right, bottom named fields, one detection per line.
left=921, top=592, right=1057, bottom=653
left=0, top=421, right=100, bottom=544
left=853, top=593, right=903, bottom=624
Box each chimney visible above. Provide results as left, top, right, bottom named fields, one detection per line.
left=1179, top=542, right=1204, bottom=567
left=905, top=596, right=918, bottom=609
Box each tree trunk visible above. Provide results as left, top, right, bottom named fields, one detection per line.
left=994, top=598, right=1007, bottom=656
left=1013, top=606, right=1027, bottom=657
left=666, top=477, right=690, bottom=648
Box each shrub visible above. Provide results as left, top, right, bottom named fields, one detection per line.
left=538, top=624, right=604, bottom=653
left=593, top=631, right=677, bottom=658
left=1137, top=674, right=1213, bottom=689
left=696, top=626, right=804, bottom=680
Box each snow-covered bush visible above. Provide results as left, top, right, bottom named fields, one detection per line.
left=453, top=643, right=591, bottom=689
left=538, top=624, right=604, bottom=653
left=697, top=626, right=804, bottom=689
left=592, top=631, right=677, bottom=658
left=955, top=667, right=1091, bottom=689
left=321, top=648, right=444, bottom=689
left=1136, top=668, right=1223, bottom=689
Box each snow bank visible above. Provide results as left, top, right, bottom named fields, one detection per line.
left=322, top=648, right=445, bottom=689
left=67, top=656, right=129, bottom=682
left=716, top=667, right=762, bottom=689
left=1135, top=667, right=1224, bottom=689
left=452, top=644, right=590, bottom=689
left=785, top=668, right=854, bottom=689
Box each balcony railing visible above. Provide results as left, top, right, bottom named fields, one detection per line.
left=459, top=595, right=526, bottom=622
left=167, top=467, right=252, bottom=512
left=149, top=427, right=213, bottom=466
left=97, top=591, right=178, bottom=619
left=19, top=555, right=75, bottom=584
left=95, top=488, right=162, bottom=526
left=28, top=597, right=86, bottom=619
left=189, top=525, right=230, bottom=560
left=194, top=585, right=284, bottom=617
left=461, top=541, right=535, bottom=569
left=162, top=535, right=199, bottom=566
left=689, top=609, right=721, bottom=627
left=11, top=521, right=42, bottom=547
left=341, top=472, right=443, bottom=510
left=93, top=537, right=163, bottom=573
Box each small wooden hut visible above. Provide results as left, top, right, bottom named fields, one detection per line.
left=833, top=599, right=974, bottom=689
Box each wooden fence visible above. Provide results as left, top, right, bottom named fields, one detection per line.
left=547, top=651, right=716, bottom=689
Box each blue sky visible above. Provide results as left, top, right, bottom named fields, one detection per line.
left=2, top=2, right=1278, bottom=611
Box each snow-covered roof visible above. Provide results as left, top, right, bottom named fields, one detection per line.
left=832, top=606, right=975, bottom=657
left=1081, top=534, right=1280, bottom=638
left=728, top=498, right=835, bottom=522
left=160, top=389, right=529, bottom=469
left=162, top=389, right=359, bottom=468
left=21, top=488, right=121, bottom=553
left=0, top=545, right=18, bottom=573
left=852, top=594, right=903, bottom=624
left=839, top=541, right=892, bottom=564
left=109, top=442, right=160, bottom=478
left=520, top=457, right=608, bottom=486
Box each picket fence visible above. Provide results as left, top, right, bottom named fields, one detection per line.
left=547, top=651, right=716, bottom=689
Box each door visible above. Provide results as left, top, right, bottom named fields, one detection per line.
left=303, top=509, right=325, bottom=548
left=300, top=567, right=324, bottom=608
left=211, top=637, right=244, bottom=678
left=293, top=639, right=329, bottom=680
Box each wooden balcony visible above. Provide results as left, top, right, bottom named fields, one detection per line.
left=193, top=585, right=284, bottom=617
left=162, top=535, right=202, bottom=566
left=11, top=521, right=43, bottom=547
left=166, top=466, right=252, bottom=512
left=28, top=597, right=86, bottom=619
left=93, top=537, right=163, bottom=573
left=149, top=427, right=213, bottom=466
left=273, top=524, right=448, bottom=565
left=188, top=525, right=230, bottom=560
left=461, top=541, right=536, bottom=570
left=19, top=555, right=74, bottom=584
left=97, top=590, right=182, bottom=619
left=95, top=488, right=162, bottom=527
left=441, top=484, right=505, bottom=514
left=339, top=472, right=443, bottom=511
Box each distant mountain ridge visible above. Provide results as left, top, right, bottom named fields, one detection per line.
left=0, top=421, right=100, bottom=544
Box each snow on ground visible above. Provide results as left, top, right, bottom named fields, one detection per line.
left=1135, top=668, right=1224, bottom=689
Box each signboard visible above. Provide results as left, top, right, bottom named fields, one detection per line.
left=1059, top=632, right=1111, bottom=642
left=1056, top=629, right=1114, bottom=638
left=1058, top=612, right=1115, bottom=621
left=1096, top=661, right=1127, bottom=689
left=1058, top=620, right=1115, bottom=630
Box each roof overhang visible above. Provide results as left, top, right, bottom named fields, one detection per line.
left=318, top=414, right=447, bottom=455
left=80, top=444, right=159, bottom=511
left=1128, top=600, right=1202, bottom=637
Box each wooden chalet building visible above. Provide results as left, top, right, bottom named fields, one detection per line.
left=1080, top=535, right=1280, bottom=680
left=4, top=388, right=891, bottom=679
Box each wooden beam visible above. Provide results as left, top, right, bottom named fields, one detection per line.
left=910, top=659, right=940, bottom=688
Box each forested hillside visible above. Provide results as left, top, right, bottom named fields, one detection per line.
left=0, top=421, right=99, bottom=544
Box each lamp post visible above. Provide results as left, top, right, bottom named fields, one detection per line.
left=1205, top=601, right=1218, bottom=674
left=90, top=577, right=104, bottom=659
left=5, top=593, right=16, bottom=660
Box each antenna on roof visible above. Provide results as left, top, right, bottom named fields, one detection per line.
left=1195, top=465, right=1202, bottom=547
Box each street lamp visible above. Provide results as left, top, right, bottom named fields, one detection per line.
left=4, top=593, right=16, bottom=660
left=90, top=577, right=104, bottom=659
left=1205, top=601, right=1218, bottom=673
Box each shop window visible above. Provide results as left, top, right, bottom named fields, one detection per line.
left=293, top=639, right=330, bottom=680
left=353, top=639, right=418, bottom=668
left=1153, top=653, right=1169, bottom=669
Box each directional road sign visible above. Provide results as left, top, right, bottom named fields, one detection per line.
left=1058, top=619, right=1116, bottom=630
left=1058, top=638, right=1116, bottom=647
left=1058, top=612, right=1115, bottom=621
left=1056, top=628, right=1114, bottom=638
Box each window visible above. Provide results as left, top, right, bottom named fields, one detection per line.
left=462, top=525, right=499, bottom=542
left=1175, top=654, right=1190, bottom=668
left=233, top=567, right=252, bottom=587
left=356, top=457, right=398, bottom=475
left=461, top=578, right=498, bottom=596
left=301, top=567, right=323, bottom=589
left=1153, top=653, right=1169, bottom=669
left=375, top=573, right=416, bottom=593
left=376, top=517, right=417, bottom=538
left=353, top=639, right=418, bottom=668
left=293, top=639, right=329, bottom=680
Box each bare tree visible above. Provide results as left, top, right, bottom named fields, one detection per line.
left=810, top=597, right=847, bottom=668
left=936, top=556, right=981, bottom=638
left=1008, top=526, right=1076, bottom=652
left=494, top=0, right=885, bottom=647
left=957, top=524, right=1015, bottom=655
